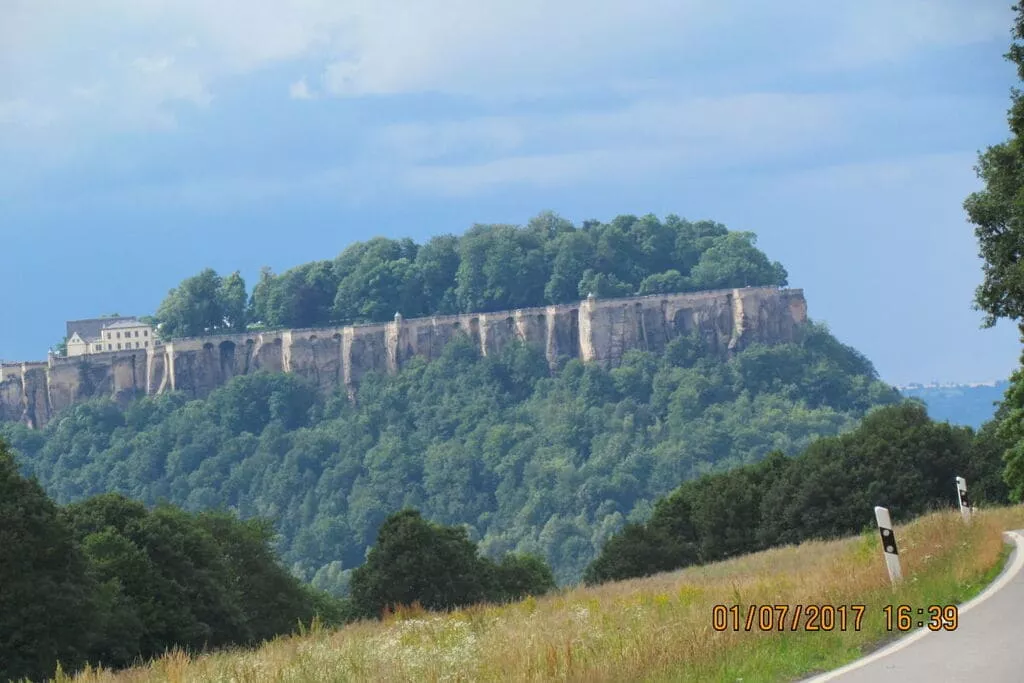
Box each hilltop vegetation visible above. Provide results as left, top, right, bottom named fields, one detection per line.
left=150, top=212, right=788, bottom=338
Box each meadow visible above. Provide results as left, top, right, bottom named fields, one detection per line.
left=57, top=506, right=1024, bottom=683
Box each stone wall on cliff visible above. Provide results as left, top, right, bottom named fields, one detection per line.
left=0, top=286, right=807, bottom=428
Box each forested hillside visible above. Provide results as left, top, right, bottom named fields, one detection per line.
left=3, top=328, right=898, bottom=588
left=584, top=401, right=1010, bottom=584
left=4, top=213, right=900, bottom=588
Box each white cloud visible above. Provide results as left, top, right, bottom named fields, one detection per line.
left=289, top=78, right=317, bottom=100
left=0, top=99, right=58, bottom=129
left=375, top=92, right=857, bottom=194
left=821, top=0, right=1011, bottom=68
left=0, top=0, right=1006, bottom=137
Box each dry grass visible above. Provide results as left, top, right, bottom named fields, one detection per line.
left=61, top=506, right=1024, bottom=683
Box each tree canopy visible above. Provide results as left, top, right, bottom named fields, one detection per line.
left=152, top=213, right=789, bottom=336
left=155, top=269, right=249, bottom=338
left=348, top=509, right=555, bottom=619
left=964, top=5, right=1024, bottom=500
left=0, top=438, right=343, bottom=681
left=584, top=402, right=1009, bottom=585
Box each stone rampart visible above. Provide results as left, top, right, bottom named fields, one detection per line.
left=0, top=287, right=807, bottom=427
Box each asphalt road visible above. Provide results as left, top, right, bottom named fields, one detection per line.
left=804, top=529, right=1024, bottom=683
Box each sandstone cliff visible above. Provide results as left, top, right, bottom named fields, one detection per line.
left=0, top=287, right=807, bottom=428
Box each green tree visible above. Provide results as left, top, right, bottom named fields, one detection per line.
left=219, top=271, right=249, bottom=332
left=59, top=492, right=342, bottom=667
left=583, top=523, right=695, bottom=584
left=0, top=439, right=96, bottom=682
left=638, top=269, right=688, bottom=295
left=964, top=6, right=1024, bottom=498
left=349, top=509, right=488, bottom=618
left=688, top=232, right=788, bottom=290
left=577, top=269, right=633, bottom=298
left=487, top=553, right=557, bottom=603
left=545, top=231, right=596, bottom=303
left=416, top=235, right=461, bottom=314
left=52, top=335, right=69, bottom=357
left=155, top=268, right=225, bottom=338
left=965, top=5, right=1024, bottom=326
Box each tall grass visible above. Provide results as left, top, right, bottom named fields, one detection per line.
left=63, top=507, right=1024, bottom=683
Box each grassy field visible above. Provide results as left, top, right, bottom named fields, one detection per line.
left=59, top=507, right=1024, bottom=683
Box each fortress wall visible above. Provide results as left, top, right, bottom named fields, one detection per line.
left=22, top=366, right=50, bottom=429
left=346, top=324, right=389, bottom=387
left=2, top=287, right=807, bottom=427
left=0, top=376, right=24, bottom=423
left=0, top=363, right=25, bottom=382
left=46, top=359, right=82, bottom=416
left=148, top=347, right=166, bottom=395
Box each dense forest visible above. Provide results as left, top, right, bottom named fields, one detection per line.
left=149, top=213, right=788, bottom=338
left=0, top=439, right=554, bottom=682
left=0, top=439, right=341, bottom=682
left=584, top=401, right=1010, bottom=584
left=4, top=324, right=900, bottom=589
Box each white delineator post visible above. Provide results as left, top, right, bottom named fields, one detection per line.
left=956, top=476, right=973, bottom=522
left=874, top=506, right=902, bottom=585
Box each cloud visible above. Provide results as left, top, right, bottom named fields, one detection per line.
left=820, top=0, right=1011, bottom=69
left=289, top=78, right=317, bottom=100
left=376, top=92, right=872, bottom=194
left=0, top=0, right=1006, bottom=138
left=0, top=99, right=58, bottom=129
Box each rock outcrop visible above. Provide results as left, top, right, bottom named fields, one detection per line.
left=0, top=286, right=807, bottom=428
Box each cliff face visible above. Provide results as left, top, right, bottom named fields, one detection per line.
left=0, top=287, right=807, bottom=428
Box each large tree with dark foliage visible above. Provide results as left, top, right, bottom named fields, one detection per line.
left=0, top=439, right=344, bottom=680
left=964, top=5, right=1024, bottom=500
left=0, top=440, right=96, bottom=682
left=154, top=269, right=249, bottom=338
left=349, top=509, right=554, bottom=619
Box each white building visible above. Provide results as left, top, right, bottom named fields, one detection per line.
left=66, top=317, right=156, bottom=356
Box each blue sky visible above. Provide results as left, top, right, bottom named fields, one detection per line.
left=0, top=0, right=1020, bottom=385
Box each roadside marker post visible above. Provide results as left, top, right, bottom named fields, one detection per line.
left=874, top=506, right=902, bottom=585
left=956, top=476, right=973, bottom=522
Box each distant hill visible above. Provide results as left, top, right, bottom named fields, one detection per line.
left=2, top=212, right=905, bottom=589
left=898, top=381, right=1010, bottom=429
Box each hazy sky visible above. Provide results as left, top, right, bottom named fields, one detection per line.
left=1, top=0, right=1020, bottom=385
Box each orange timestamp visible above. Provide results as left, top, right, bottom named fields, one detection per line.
left=712, top=604, right=866, bottom=632
left=883, top=604, right=959, bottom=632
